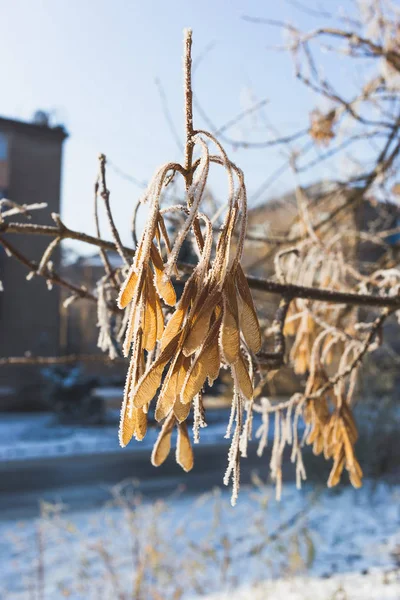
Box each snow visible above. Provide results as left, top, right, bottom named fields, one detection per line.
left=0, top=411, right=238, bottom=463
left=0, top=410, right=399, bottom=598
left=199, top=570, right=400, bottom=600
left=1, top=480, right=399, bottom=599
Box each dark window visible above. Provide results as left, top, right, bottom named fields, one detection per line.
left=0, top=132, right=9, bottom=196
left=0, top=132, right=7, bottom=160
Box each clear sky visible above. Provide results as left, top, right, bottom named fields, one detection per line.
left=2, top=0, right=356, bottom=256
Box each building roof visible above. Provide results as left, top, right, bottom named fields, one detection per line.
left=0, top=116, right=68, bottom=141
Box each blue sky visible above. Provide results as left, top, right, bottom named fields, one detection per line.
left=2, top=0, right=357, bottom=255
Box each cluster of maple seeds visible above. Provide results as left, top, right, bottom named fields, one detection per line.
left=282, top=251, right=347, bottom=376
left=283, top=252, right=363, bottom=490
left=303, top=370, right=363, bottom=489
left=116, top=134, right=261, bottom=480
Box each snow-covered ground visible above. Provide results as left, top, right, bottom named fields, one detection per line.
left=1, top=479, right=399, bottom=599
left=200, top=570, right=400, bottom=600
left=0, top=411, right=239, bottom=463
left=1, top=408, right=399, bottom=598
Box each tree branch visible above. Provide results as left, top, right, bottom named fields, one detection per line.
left=3, top=221, right=400, bottom=311
left=0, top=354, right=128, bottom=366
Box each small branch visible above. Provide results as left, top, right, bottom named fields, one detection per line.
left=0, top=354, right=127, bottom=366
left=155, top=77, right=184, bottom=153
left=94, top=177, right=119, bottom=288
left=274, top=247, right=300, bottom=283
left=216, top=127, right=309, bottom=150
left=0, top=235, right=103, bottom=308
left=0, top=199, right=47, bottom=222
left=106, top=159, right=147, bottom=189
left=3, top=221, right=400, bottom=311
left=272, top=296, right=292, bottom=356
left=131, top=199, right=140, bottom=248
left=37, top=236, right=61, bottom=276
left=246, top=273, right=400, bottom=309
left=0, top=221, right=136, bottom=258
left=215, top=98, right=270, bottom=135
left=258, top=296, right=292, bottom=368
left=183, top=28, right=204, bottom=253
left=307, top=307, right=392, bottom=401
left=183, top=29, right=194, bottom=186
left=98, top=154, right=130, bottom=266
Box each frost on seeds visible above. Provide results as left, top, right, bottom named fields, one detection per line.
left=117, top=129, right=261, bottom=504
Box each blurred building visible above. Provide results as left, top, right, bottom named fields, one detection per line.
left=61, top=253, right=123, bottom=357
left=244, top=182, right=400, bottom=276
left=0, top=114, right=67, bottom=408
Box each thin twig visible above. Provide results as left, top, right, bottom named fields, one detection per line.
left=155, top=77, right=184, bottom=153
left=183, top=28, right=204, bottom=252
left=257, top=296, right=292, bottom=368
left=98, top=154, right=130, bottom=266
left=94, top=177, right=119, bottom=288
left=0, top=354, right=127, bottom=365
